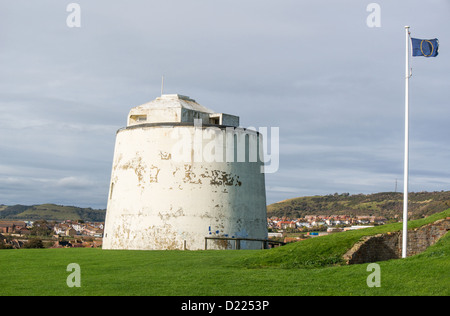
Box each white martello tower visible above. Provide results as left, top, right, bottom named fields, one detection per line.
left=103, top=94, right=267, bottom=250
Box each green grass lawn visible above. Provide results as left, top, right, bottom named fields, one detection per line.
left=0, top=210, right=449, bottom=296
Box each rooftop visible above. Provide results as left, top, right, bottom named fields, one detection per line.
left=127, top=94, right=239, bottom=127
left=133, top=94, right=215, bottom=113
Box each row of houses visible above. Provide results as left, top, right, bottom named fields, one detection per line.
left=0, top=220, right=104, bottom=238
left=268, top=215, right=387, bottom=231
left=0, top=221, right=30, bottom=235
left=53, top=221, right=104, bottom=237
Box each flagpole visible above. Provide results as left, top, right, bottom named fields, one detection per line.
left=402, top=26, right=410, bottom=258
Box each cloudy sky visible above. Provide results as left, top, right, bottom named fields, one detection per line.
left=1, top=0, right=449, bottom=209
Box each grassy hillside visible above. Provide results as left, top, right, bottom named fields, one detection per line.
left=267, top=191, right=450, bottom=220
left=0, top=209, right=448, bottom=296
left=245, top=208, right=450, bottom=269
left=0, top=204, right=106, bottom=222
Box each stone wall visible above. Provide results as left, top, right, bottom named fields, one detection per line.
left=343, top=218, right=449, bottom=264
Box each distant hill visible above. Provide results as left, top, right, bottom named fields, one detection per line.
left=0, top=204, right=106, bottom=222
left=3, top=191, right=450, bottom=222
left=267, top=191, right=450, bottom=220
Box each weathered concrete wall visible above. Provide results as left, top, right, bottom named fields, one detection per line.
left=343, top=218, right=449, bottom=264
left=103, top=124, right=267, bottom=250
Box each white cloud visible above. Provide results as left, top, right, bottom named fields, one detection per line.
left=55, top=176, right=94, bottom=189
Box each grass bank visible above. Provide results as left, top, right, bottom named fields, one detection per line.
left=0, top=210, right=448, bottom=296
left=243, top=209, right=450, bottom=269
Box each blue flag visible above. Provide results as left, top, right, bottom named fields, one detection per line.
left=411, top=38, right=439, bottom=57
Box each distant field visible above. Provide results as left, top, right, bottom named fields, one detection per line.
left=0, top=210, right=448, bottom=296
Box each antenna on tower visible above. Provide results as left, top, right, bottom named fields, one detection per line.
left=161, top=75, right=164, bottom=96
left=395, top=178, right=398, bottom=193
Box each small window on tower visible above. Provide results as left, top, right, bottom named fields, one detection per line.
left=210, top=117, right=220, bottom=125
left=209, top=114, right=221, bottom=125
left=109, top=182, right=114, bottom=200
left=130, top=115, right=147, bottom=124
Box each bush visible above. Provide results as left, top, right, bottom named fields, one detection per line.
left=0, top=243, right=13, bottom=249
left=23, top=238, right=44, bottom=249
